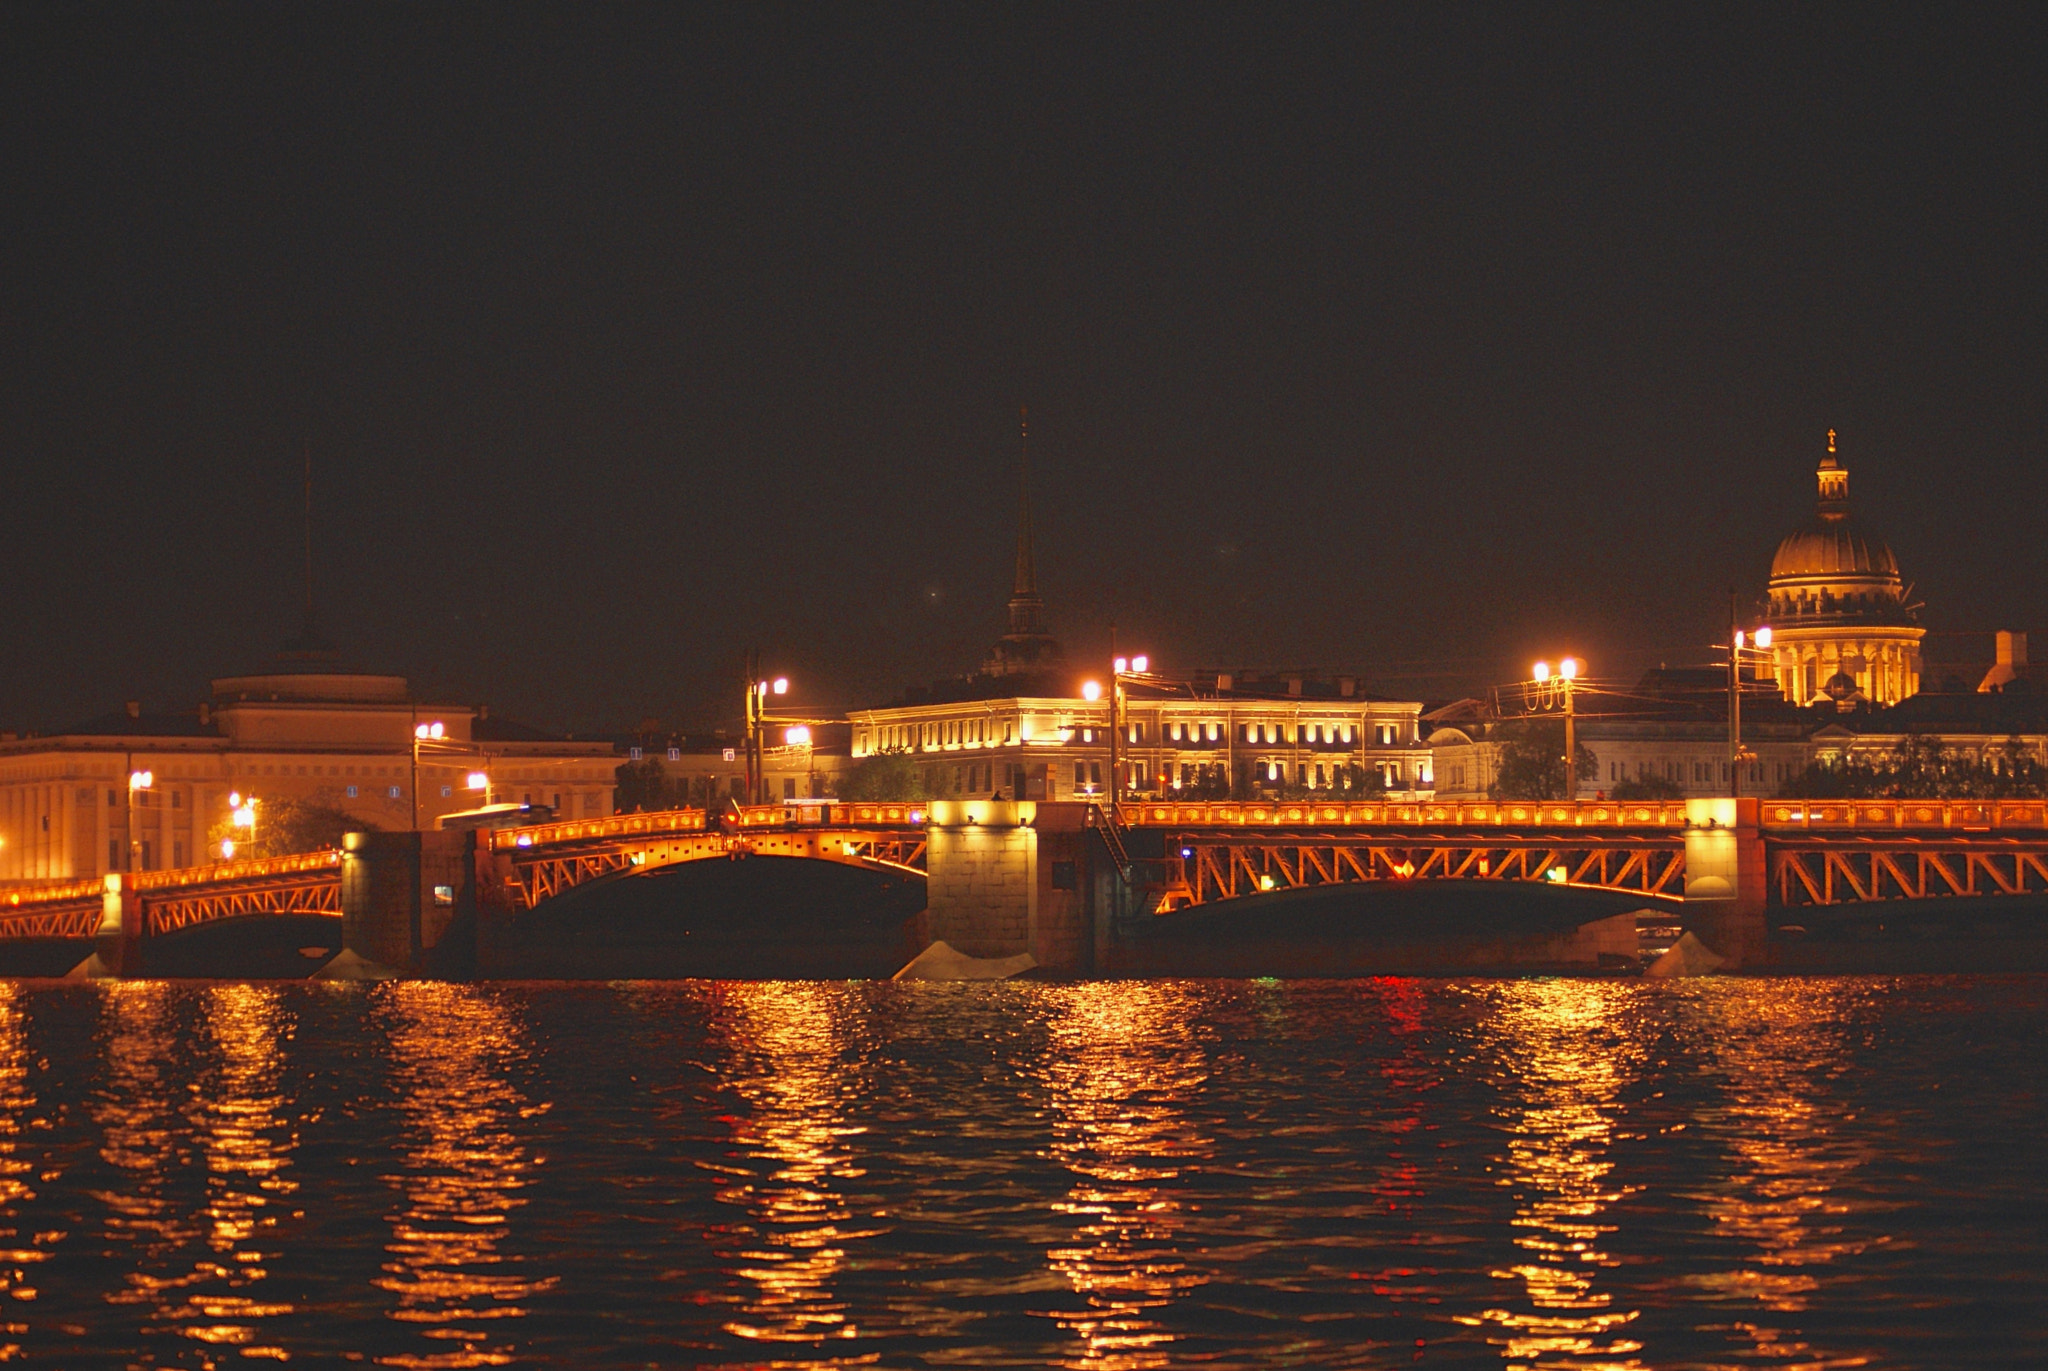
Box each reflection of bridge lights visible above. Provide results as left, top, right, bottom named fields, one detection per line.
left=909, top=809, right=924, bottom=825
left=1258, top=874, right=1276, bottom=890
left=1547, top=865, right=1569, bottom=882
left=515, top=834, right=533, bottom=847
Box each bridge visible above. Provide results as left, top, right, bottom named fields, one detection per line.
left=2, top=795, right=2044, bottom=976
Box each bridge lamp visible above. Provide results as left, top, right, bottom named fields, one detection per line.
left=1532, top=661, right=1551, bottom=682
left=1114, top=656, right=1128, bottom=674
left=1081, top=680, right=1103, bottom=701
left=1559, top=658, right=1580, bottom=681
left=1754, top=626, right=1773, bottom=649
left=1131, top=655, right=1148, bottom=673
left=220, top=839, right=235, bottom=860
left=231, top=803, right=256, bottom=830
left=784, top=725, right=812, bottom=746
left=466, top=771, right=490, bottom=791
left=772, top=677, right=789, bottom=696
left=129, top=770, right=153, bottom=790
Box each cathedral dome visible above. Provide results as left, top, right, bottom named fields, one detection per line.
left=1769, top=519, right=1900, bottom=580
left=1763, top=435, right=1913, bottom=625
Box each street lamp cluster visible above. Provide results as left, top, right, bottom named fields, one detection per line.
left=1530, top=658, right=1582, bottom=796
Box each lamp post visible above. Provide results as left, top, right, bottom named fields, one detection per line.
left=1105, top=643, right=1152, bottom=807
left=224, top=792, right=257, bottom=860
left=411, top=719, right=445, bottom=831
left=1726, top=595, right=1773, bottom=797
left=741, top=655, right=792, bottom=805
left=126, top=764, right=153, bottom=872
left=1531, top=657, right=1581, bottom=799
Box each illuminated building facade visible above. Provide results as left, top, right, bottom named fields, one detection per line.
left=1761, top=433, right=1923, bottom=706
left=851, top=440, right=1429, bottom=800
left=850, top=673, right=1433, bottom=802
left=0, top=668, right=616, bottom=883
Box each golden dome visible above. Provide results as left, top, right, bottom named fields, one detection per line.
left=1764, top=437, right=1914, bottom=625
left=1769, top=519, right=1900, bottom=580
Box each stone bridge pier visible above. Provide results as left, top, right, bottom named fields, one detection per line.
left=340, top=830, right=516, bottom=977
left=922, top=800, right=1135, bottom=974
left=1682, top=797, right=1768, bottom=967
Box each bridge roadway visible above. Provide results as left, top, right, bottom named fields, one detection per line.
left=3, top=796, right=2047, bottom=955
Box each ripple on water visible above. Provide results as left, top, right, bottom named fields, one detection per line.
left=0, top=974, right=2033, bottom=1369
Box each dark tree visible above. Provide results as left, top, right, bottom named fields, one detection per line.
left=839, top=751, right=940, bottom=802
left=207, top=798, right=377, bottom=859
left=613, top=757, right=684, bottom=813
left=1490, top=719, right=1598, bottom=801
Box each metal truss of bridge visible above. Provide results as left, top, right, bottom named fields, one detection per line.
left=7, top=796, right=2048, bottom=946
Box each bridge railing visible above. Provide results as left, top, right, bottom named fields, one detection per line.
left=1758, top=799, right=2048, bottom=831
left=1115, top=799, right=1693, bottom=829
left=4, top=848, right=343, bottom=911
left=735, top=802, right=925, bottom=828
left=491, top=807, right=709, bottom=851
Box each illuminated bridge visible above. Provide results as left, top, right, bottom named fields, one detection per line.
left=2, top=794, right=2044, bottom=976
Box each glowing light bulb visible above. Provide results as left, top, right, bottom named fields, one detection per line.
left=466, top=772, right=489, bottom=791
left=1533, top=662, right=1551, bottom=682
left=1114, top=657, right=1128, bottom=674
left=1560, top=658, right=1580, bottom=681
left=772, top=678, right=789, bottom=695
left=1132, top=655, right=1149, bottom=672
left=1081, top=680, right=1103, bottom=701
left=1755, top=626, right=1773, bottom=648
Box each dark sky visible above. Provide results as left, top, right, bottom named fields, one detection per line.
left=5, top=4, right=2045, bottom=733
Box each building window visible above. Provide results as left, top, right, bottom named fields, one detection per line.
left=667, top=747, right=681, bottom=761
left=440, top=785, right=452, bottom=797
left=388, top=786, right=402, bottom=799
left=629, top=747, right=644, bottom=761
left=110, top=838, right=121, bottom=869
left=346, top=784, right=359, bottom=798
left=783, top=778, right=796, bottom=800
left=173, top=840, right=185, bottom=867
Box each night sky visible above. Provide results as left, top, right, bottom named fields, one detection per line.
left=6, top=5, right=2045, bottom=733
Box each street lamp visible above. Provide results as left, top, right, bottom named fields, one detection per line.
left=411, top=719, right=445, bottom=832
left=224, top=792, right=258, bottom=860
left=1531, top=658, right=1581, bottom=800
left=1107, top=645, right=1154, bottom=805
left=126, top=766, right=153, bottom=872
left=1726, top=591, right=1775, bottom=797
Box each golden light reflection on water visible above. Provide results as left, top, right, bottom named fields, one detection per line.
left=377, top=984, right=552, bottom=1369
left=1459, top=980, right=1648, bottom=1370
left=94, top=981, right=210, bottom=1335
left=705, top=981, right=878, bottom=1360
left=1040, top=982, right=1212, bottom=1371
left=1680, top=982, right=1877, bottom=1367
left=169, top=984, right=299, bottom=1361
left=0, top=983, right=48, bottom=1358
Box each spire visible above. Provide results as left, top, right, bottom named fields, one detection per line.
left=1006, top=406, right=1046, bottom=637
left=1816, top=428, right=1849, bottom=519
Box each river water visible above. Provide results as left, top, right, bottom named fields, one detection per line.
left=0, top=975, right=2037, bottom=1368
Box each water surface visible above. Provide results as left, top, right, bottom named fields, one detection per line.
left=0, top=975, right=2039, bottom=1367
